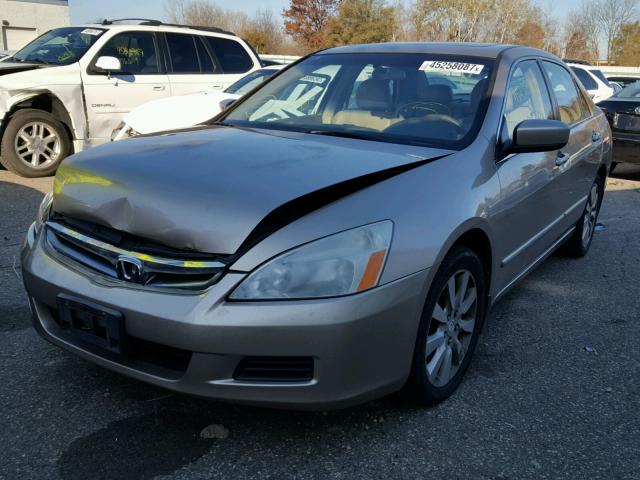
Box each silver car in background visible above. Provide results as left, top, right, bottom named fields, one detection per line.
left=22, top=43, right=611, bottom=409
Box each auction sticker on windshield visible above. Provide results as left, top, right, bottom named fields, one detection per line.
left=81, top=28, right=103, bottom=36
left=419, top=61, right=484, bottom=75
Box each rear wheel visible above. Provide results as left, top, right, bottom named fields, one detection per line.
left=403, top=247, right=487, bottom=406
left=0, top=109, right=71, bottom=177
left=561, top=177, right=603, bottom=258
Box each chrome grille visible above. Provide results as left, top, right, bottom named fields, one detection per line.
left=45, top=221, right=226, bottom=290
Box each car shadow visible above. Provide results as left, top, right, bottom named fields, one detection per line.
left=610, top=163, right=640, bottom=181
left=0, top=179, right=44, bottom=332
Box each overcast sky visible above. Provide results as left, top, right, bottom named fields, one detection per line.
left=69, top=0, right=581, bottom=25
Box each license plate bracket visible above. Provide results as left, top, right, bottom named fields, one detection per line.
left=56, top=294, right=126, bottom=355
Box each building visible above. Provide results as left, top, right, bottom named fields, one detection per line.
left=0, top=0, right=69, bottom=51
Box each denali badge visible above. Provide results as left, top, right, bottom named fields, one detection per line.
left=116, top=255, right=143, bottom=283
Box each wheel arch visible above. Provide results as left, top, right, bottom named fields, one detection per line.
left=2, top=92, right=75, bottom=154
left=434, top=219, right=495, bottom=300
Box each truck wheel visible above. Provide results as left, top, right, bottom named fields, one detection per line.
left=0, top=109, right=71, bottom=178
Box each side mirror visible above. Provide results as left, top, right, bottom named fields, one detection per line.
left=502, top=119, right=570, bottom=156
left=95, top=56, right=122, bottom=76
left=218, top=98, right=236, bottom=111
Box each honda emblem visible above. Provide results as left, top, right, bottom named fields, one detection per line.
left=116, top=255, right=143, bottom=283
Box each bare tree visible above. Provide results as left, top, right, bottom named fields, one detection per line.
left=592, top=0, right=639, bottom=60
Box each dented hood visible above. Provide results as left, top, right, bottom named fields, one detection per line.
left=54, top=126, right=450, bottom=254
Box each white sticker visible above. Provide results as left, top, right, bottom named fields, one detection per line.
left=419, top=60, right=484, bottom=75
left=81, top=28, right=103, bottom=36
left=301, top=74, right=326, bottom=85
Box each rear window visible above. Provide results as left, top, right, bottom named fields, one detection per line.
left=166, top=33, right=200, bottom=73
left=571, top=67, right=598, bottom=90
left=590, top=69, right=612, bottom=87
left=205, top=37, right=254, bottom=74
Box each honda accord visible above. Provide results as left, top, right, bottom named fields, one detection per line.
left=22, top=43, right=611, bottom=409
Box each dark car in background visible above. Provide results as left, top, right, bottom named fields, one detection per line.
left=597, top=82, right=640, bottom=170
left=606, top=76, right=640, bottom=90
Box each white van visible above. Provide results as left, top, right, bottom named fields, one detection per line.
left=0, top=20, right=261, bottom=177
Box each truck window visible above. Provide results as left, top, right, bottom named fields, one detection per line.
left=166, top=33, right=200, bottom=74
left=97, top=31, right=160, bottom=74
left=205, top=37, right=253, bottom=74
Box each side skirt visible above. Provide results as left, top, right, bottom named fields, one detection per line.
left=492, top=226, right=576, bottom=304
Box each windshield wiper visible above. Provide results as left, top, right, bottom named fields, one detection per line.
left=303, top=129, right=376, bottom=141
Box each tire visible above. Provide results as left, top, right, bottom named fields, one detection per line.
left=403, top=246, right=488, bottom=406
left=0, top=109, right=71, bottom=178
left=610, top=162, right=618, bottom=174
left=561, top=176, right=604, bottom=258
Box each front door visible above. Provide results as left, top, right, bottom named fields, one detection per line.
left=80, top=30, right=170, bottom=144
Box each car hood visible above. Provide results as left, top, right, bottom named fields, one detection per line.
left=0, top=61, right=48, bottom=76
left=53, top=126, right=450, bottom=255
left=124, top=91, right=238, bottom=134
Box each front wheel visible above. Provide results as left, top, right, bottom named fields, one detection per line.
left=403, top=246, right=488, bottom=406
left=561, top=177, right=603, bottom=258
left=0, top=109, right=71, bottom=177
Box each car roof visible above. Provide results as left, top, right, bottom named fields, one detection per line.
left=318, top=42, right=544, bottom=59
left=81, top=22, right=241, bottom=40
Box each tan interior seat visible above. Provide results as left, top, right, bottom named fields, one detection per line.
left=332, top=79, right=401, bottom=131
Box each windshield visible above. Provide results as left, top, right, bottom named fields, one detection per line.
left=13, top=27, right=105, bottom=65
left=225, top=69, right=279, bottom=95
left=221, top=53, right=494, bottom=149
left=616, top=81, right=640, bottom=98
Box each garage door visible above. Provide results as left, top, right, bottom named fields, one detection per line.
left=5, top=28, right=37, bottom=50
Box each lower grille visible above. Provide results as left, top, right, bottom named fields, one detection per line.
left=49, top=307, right=192, bottom=379
left=233, top=356, right=314, bottom=383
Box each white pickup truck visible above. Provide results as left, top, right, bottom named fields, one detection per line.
left=0, top=20, right=261, bottom=177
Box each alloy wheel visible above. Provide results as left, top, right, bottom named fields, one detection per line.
left=581, top=183, right=599, bottom=247
left=14, top=122, right=61, bottom=169
left=426, top=269, right=478, bottom=387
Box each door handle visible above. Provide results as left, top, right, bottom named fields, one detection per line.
left=153, top=85, right=166, bottom=91
left=592, top=131, right=602, bottom=143
left=555, top=152, right=570, bottom=167
left=211, top=84, right=223, bottom=89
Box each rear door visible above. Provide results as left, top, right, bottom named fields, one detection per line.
left=541, top=61, right=601, bottom=229
left=164, top=33, right=257, bottom=96
left=493, top=59, right=565, bottom=288
left=163, top=33, right=225, bottom=95
left=81, top=30, right=170, bottom=143
left=203, top=36, right=257, bottom=89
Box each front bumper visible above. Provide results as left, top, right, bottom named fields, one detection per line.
left=22, top=224, right=430, bottom=410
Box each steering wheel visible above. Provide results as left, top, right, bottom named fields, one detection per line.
left=399, top=101, right=451, bottom=118
left=384, top=113, right=465, bottom=138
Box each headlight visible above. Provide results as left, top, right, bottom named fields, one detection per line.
left=230, top=221, right=393, bottom=300
left=35, top=191, right=53, bottom=233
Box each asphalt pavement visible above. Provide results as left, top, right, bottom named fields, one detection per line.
left=1, top=166, right=639, bottom=480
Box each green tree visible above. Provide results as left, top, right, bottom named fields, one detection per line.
left=611, top=22, right=640, bottom=65
left=323, top=0, right=396, bottom=47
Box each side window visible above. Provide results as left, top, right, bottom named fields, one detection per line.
left=503, top=60, right=554, bottom=138
left=571, top=67, right=598, bottom=90
left=97, top=31, right=159, bottom=74
left=542, top=61, right=590, bottom=124
left=166, top=33, right=199, bottom=74
left=205, top=37, right=253, bottom=73
left=195, top=37, right=216, bottom=73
